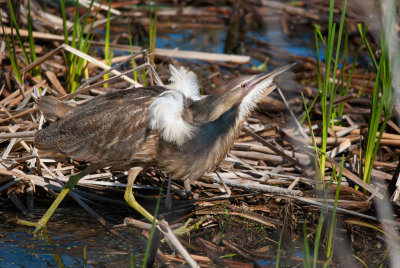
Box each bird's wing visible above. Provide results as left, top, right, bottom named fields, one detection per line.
left=35, top=87, right=164, bottom=164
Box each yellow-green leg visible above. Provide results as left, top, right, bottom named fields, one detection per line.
left=18, top=188, right=71, bottom=233
left=18, top=165, right=98, bottom=234
left=124, top=167, right=156, bottom=223
left=124, top=168, right=200, bottom=267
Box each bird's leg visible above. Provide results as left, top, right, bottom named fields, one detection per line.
left=184, top=179, right=192, bottom=199
left=17, top=165, right=99, bottom=234
left=165, top=176, right=172, bottom=210
left=124, top=167, right=156, bottom=223
left=125, top=168, right=199, bottom=267
left=215, top=171, right=231, bottom=198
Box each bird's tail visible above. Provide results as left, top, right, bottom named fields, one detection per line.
left=36, top=96, right=75, bottom=121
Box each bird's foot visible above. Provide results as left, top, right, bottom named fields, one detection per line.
left=16, top=219, right=47, bottom=234
left=173, top=216, right=211, bottom=236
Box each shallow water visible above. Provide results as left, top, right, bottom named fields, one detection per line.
left=157, top=27, right=319, bottom=65
left=0, top=207, right=148, bottom=267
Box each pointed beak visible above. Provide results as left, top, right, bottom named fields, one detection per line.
left=245, top=63, right=296, bottom=94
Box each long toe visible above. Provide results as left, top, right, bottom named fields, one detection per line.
left=16, top=219, right=40, bottom=227
left=16, top=219, right=47, bottom=235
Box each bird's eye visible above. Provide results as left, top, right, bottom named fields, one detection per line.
left=241, top=83, right=247, bottom=88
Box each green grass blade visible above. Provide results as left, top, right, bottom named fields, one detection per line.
left=359, top=0, right=396, bottom=184
left=363, top=55, right=383, bottom=183
left=358, top=24, right=378, bottom=71
left=0, top=10, right=22, bottom=84
left=338, top=27, right=363, bottom=118
left=142, top=187, right=162, bottom=267
left=148, top=0, right=158, bottom=64
left=104, top=0, right=113, bottom=87
left=320, top=19, right=336, bottom=179
left=299, top=94, right=319, bottom=125
left=313, top=186, right=331, bottom=268
left=69, top=0, right=100, bottom=92
left=328, top=0, right=347, bottom=127
left=6, top=0, right=30, bottom=65
left=27, top=0, right=39, bottom=76
left=76, top=0, right=95, bottom=50
left=275, top=207, right=288, bottom=268
left=328, top=0, right=334, bottom=41
left=80, top=0, right=98, bottom=50
left=60, top=0, right=69, bottom=45
left=130, top=251, right=135, bottom=268
left=326, top=156, right=344, bottom=258
left=353, top=255, right=369, bottom=268
left=128, top=27, right=138, bottom=82
left=314, top=25, right=326, bottom=48
left=314, top=26, right=323, bottom=94
left=71, top=0, right=79, bottom=49
left=302, top=223, right=311, bottom=268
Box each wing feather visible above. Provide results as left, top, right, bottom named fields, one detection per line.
left=35, top=87, right=164, bottom=164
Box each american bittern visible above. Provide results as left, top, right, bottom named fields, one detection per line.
left=19, top=64, right=293, bottom=233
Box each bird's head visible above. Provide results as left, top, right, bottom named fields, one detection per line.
left=194, top=64, right=295, bottom=122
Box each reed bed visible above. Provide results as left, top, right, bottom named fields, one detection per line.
left=0, top=0, right=399, bottom=266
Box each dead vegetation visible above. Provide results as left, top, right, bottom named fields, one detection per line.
left=0, top=0, right=399, bottom=267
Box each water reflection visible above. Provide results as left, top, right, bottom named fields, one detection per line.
left=0, top=208, right=147, bottom=267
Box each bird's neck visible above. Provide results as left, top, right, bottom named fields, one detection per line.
left=191, top=93, right=241, bottom=122
left=190, top=103, right=244, bottom=176
left=156, top=104, right=244, bottom=182
left=200, top=104, right=243, bottom=159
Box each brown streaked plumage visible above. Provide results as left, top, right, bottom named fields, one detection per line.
left=23, top=64, right=294, bottom=234
left=35, top=85, right=240, bottom=191
left=35, top=87, right=164, bottom=166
